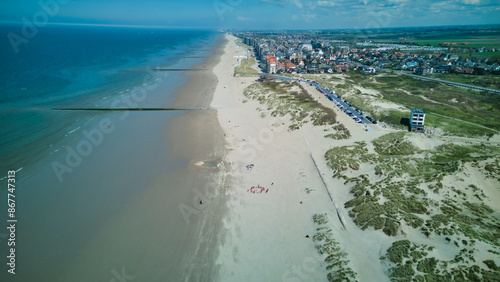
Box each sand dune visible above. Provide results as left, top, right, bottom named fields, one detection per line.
left=211, top=34, right=500, bottom=281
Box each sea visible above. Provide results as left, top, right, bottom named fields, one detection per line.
left=0, top=24, right=218, bottom=179
left=0, top=24, right=224, bottom=281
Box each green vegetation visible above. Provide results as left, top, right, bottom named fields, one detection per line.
left=313, top=213, right=329, bottom=225
left=305, top=187, right=316, bottom=194
left=324, top=131, right=500, bottom=280
left=325, top=132, right=500, bottom=243
left=233, top=39, right=258, bottom=76
left=234, top=38, right=253, bottom=50
left=432, top=73, right=500, bottom=91
left=372, top=132, right=419, bottom=156
left=324, top=141, right=376, bottom=173
left=312, top=214, right=358, bottom=281
left=234, top=57, right=258, bottom=77
left=341, top=73, right=500, bottom=137
left=484, top=158, right=500, bottom=181
left=243, top=81, right=337, bottom=128
left=382, top=240, right=500, bottom=281
left=325, top=123, right=351, bottom=140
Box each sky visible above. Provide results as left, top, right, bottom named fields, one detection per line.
left=1, top=0, right=500, bottom=30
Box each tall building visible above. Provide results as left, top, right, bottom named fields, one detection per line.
left=410, top=109, right=425, bottom=132
left=266, top=55, right=277, bottom=74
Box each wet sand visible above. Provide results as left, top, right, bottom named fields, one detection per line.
left=165, top=34, right=228, bottom=281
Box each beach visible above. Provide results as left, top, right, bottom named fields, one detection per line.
left=211, top=34, right=344, bottom=281
left=1, top=28, right=498, bottom=281
left=211, top=34, right=500, bottom=281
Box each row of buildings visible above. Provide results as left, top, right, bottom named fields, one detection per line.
left=234, top=32, right=500, bottom=76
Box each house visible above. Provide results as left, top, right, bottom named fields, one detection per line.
left=404, top=61, right=419, bottom=69
left=361, top=66, right=376, bottom=74
left=456, top=68, right=473, bottom=75
left=449, top=55, right=459, bottom=62
left=415, top=67, right=433, bottom=75
left=335, top=64, right=349, bottom=73
left=265, top=55, right=278, bottom=74
left=410, top=109, right=425, bottom=132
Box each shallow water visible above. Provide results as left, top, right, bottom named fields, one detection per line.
left=0, top=26, right=225, bottom=281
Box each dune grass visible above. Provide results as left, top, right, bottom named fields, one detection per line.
left=326, top=132, right=500, bottom=241
left=325, top=123, right=351, bottom=140
left=341, top=73, right=500, bottom=137
left=382, top=240, right=500, bottom=281
left=234, top=57, right=258, bottom=77
left=243, top=81, right=337, bottom=128
left=312, top=214, right=358, bottom=281
left=324, top=131, right=500, bottom=280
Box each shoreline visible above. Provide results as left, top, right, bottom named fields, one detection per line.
left=163, top=33, right=229, bottom=281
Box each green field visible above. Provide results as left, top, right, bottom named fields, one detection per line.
left=235, top=38, right=252, bottom=50
left=360, top=28, right=500, bottom=49
left=234, top=57, right=258, bottom=76
left=406, top=38, right=500, bottom=49
left=336, top=72, right=500, bottom=137
left=432, top=74, right=500, bottom=90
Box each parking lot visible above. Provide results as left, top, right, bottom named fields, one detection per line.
left=299, top=79, right=376, bottom=125
left=260, top=73, right=377, bottom=126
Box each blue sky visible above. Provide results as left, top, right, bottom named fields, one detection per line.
left=1, top=0, right=499, bottom=30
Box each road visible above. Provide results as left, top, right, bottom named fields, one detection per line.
left=365, top=66, right=500, bottom=94
left=259, top=73, right=375, bottom=125
left=404, top=73, right=500, bottom=94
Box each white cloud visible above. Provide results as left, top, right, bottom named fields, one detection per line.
left=460, top=0, right=480, bottom=4
left=237, top=16, right=251, bottom=21
left=260, top=0, right=303, bottom=8
left=315, top=1, right=336, bottom=7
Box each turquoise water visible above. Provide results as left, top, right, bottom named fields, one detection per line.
left=0, top=24, right=218, bottom=178
left=0, top=25, right=223, bottom=281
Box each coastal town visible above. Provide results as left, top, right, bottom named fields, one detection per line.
left=214, top=30, right=500, bottom=281
left=2, top=0, right=500, bottom=280
left=234, top=31, right=500, bottom=76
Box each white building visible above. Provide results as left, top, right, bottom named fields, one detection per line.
left=410, top=108, right=425, bottom=132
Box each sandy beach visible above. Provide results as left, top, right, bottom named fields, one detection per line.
left=211, top=34, right=390, bottom=281
left=210, top=34, right=500, bottom=281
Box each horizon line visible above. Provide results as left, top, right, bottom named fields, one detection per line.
left=227, top=23, right=500, bottom=32
left=1, top=21, right=499, bottom=31
left=0, top=21, right=219, bottom=30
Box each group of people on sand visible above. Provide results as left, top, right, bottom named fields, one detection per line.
left=248, top=185, right=269, bottom=194
left=246, top=164, right=254, bottom=170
